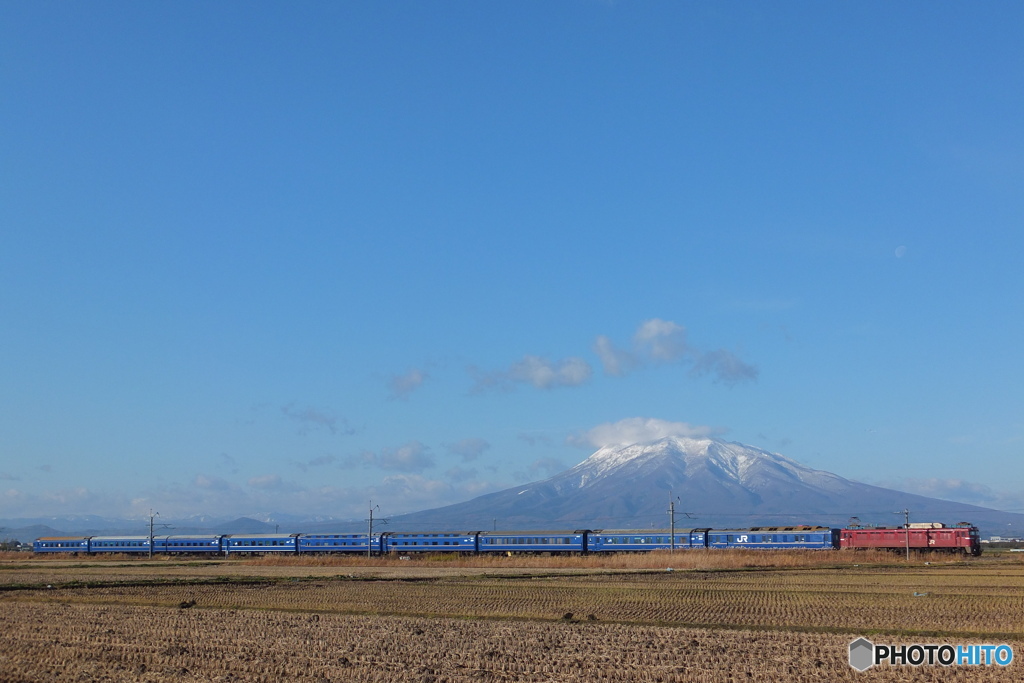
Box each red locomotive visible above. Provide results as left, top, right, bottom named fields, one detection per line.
left=840, top=522, right=981, bottom=556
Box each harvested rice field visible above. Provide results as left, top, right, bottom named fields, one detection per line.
left=2, top=552, right=1022, bottom=681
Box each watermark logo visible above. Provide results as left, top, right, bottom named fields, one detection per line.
left=849, top=638, right=874, bottom=672
left=850, top=638, right=1014, bottom=671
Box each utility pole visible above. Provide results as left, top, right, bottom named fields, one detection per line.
left=149, top=510, right=158, bottom=560
left=147, top=511, right=172, bottom=559
left=896, top=508, right=910, bottom=562
left=367, top=501, right=379, bottom=559
left=668, top=495, right=676, bottom=552
left=667, top=493, right=692, bottom=552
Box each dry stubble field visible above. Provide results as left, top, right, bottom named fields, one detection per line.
left=1, top=550, right=1022, bottom=682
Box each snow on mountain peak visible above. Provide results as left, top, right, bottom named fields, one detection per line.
left=557, top=435, right=843, bottom=492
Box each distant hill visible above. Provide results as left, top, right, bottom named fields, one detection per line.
left=2, top=524, right=65, bottom=545
left=389, top=436, right=1024, bottom=538
left=3, top=514, right=370, bottom=541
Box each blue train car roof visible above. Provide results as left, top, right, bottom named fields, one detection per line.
left=477, top=530, right=584, bottom=536
left=592, top=528, right=710, bottom=534
left=385, top=531, right=477, bottom=535
left=222, top=533, right=300, bottom=538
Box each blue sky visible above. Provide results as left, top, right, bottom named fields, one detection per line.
left=2, top=3, right=1022, bottom=520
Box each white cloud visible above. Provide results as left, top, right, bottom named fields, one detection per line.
left=509, top=355, right=592, bottom=389
left=388, top=368, right=428, bottom=400
left=570, top=417, right=720, bottom=449
left=471, top=355, right=592, bottom=392
left=472, top=318, right=755, bottom=392
left=595, top=319, right=758, bottom=385
left=357, top=441, right=435, bottom=473
left=633, top=318, right=690, bottom=362
left=690, top=348, right=759, bottom=385
left=444, top=437, right=490, bottom=462
left=593, top=335, right=635, bottom=376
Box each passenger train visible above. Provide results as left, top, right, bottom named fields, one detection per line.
left=34, top=522, right=981, bottom=556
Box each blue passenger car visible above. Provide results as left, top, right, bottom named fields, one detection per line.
left=33, top=537, right=90, bottom=553
left=588, top=528, right=710, bottom=552
left=707, top=526, right=838, bottom=550
left=297, top=533, right=381, bottom=554
left=222, top=533, right=299, bottom=554
left=477, top=531, right=585, bottom=554
left=382, top=531, right=478, bottom=553
left=87, top=536, right=152, bottom=554
left=154, top=535, right=223, bottom=554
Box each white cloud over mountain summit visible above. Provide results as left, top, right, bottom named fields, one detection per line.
left=570, top=417, right=721, bottom=449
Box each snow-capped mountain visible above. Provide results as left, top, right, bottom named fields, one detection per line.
left=552, top=436, right=851, bottom=495
left=391, top=436, right=1023, bottom=535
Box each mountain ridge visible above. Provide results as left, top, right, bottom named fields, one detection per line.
left=390, top=436, right=1024, bottom=536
